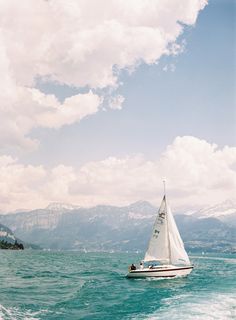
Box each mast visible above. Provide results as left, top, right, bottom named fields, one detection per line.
left=164, top=180, right=171, bottom=264
left=163, top=179, right=166, bottom=197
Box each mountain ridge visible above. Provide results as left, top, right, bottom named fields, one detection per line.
left=4, top=198, right=236, bottom=219
left=0, top=200, right=235, bottom=253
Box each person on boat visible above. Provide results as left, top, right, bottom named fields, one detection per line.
left=140, top=262, right=144, bottom=269
left=130, top=264, right=136, bottom=270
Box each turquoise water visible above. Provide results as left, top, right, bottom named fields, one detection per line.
left=0, top=251, right=235, bottom=320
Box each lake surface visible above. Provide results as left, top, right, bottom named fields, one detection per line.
left=0, top=251, right=235, bottom=319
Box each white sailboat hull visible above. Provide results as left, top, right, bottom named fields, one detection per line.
left=127, top=265, right=193, bottom=278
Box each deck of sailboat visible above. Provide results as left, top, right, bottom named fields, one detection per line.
left=127, top=265, right=193, bottom=278
left=129, top=265, right=193, bottom=273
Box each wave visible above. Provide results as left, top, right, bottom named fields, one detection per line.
left=0, top=304, right=47, bottom=320
left=191, top=256, right=236, bottom=263
left=133, top=293, right=236, bottom=320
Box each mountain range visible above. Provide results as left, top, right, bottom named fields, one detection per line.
left=0, top=200, right=235, bottom=253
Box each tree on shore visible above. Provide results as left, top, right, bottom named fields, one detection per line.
left=0, top=239, right=24, bottom=250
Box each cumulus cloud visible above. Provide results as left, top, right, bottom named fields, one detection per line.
left=108, top=95, right=125, bottom=110
left=0, top=86, right=101, bottom=150
left=0, top=0, right=207, bottom=150
left=0, top=136, right=235, bottom=213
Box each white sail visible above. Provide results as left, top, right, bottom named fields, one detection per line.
left=167, top=204, right=190, bottom=265
left=144, top=196, right=170, bottom=263
left=144, top=195, right=190, bottom=265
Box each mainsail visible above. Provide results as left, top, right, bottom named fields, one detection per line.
left=144, top=195, right=190, bottom=265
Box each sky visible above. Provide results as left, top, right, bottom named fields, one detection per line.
left=0, top=0, right=235, bottom=212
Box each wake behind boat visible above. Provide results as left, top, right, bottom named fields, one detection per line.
left=127, top=182, right=193, bottom=278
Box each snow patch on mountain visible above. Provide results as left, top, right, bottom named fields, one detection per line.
left=46, top=202, right=80, bottom=211
left=128, top=212, right=153, bottom=220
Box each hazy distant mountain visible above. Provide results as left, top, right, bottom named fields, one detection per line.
left=0, top=200, right=235, bottom=253
left=0, top=201, right=155, bottom=251
left=191, top=199, right=236, bottom=227
left=175, top=215, right=236, bottom=253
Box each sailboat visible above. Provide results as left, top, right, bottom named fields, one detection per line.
left=127, top=182, right=193, bottom=278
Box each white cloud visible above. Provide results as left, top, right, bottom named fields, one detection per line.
left=0, top=0, right=207, bottom=88
left=163, top=63, right=176, bottom=72
left=108, top=95, right=125, bottom=110
left=0, top=86, right=101, bottom=151
left=0, top=136, right=235, bottom=213
left=0, top=0, right=207, bottom=150
left=33, top=89, right=102, bottom=129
